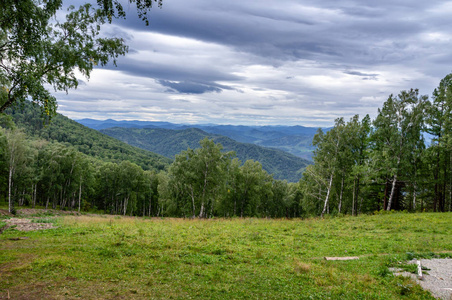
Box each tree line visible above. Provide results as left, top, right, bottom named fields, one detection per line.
left=301, top=74, right=452, bottom=215
left=0, top=127, right=301, bottom=217
left=1, top=73, right=452, bottom=217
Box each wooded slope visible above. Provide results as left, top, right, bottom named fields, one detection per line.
left=100, top=127, right=311, bottom=182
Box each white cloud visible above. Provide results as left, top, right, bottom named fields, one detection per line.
left=57, top=0, right=452, bottom=126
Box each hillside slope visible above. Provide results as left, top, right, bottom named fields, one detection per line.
left=100, top=127, right=311, bottom=182
left=77, top=119, right=320, bottom=160
left=6, top=103, right=171, bottom=171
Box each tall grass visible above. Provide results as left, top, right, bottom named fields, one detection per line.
left=1, top=213, right=450, bottom=299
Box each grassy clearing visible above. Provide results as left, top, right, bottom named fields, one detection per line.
left=0, top=213, right=451, bottom=299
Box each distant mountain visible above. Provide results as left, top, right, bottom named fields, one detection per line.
left=76, top=118, right=180, bottom=130
left=100, top=127, right=311, bottom=182
left=77, top=119, right=322, bottom=160
left=7, top=104, right=171, bottom=172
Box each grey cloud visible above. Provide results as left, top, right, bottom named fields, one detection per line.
left=101, top=56, right=243, bottom=95
left=110, top=0, right=452, bottom=88
left=157, top=80, right=225, bottom=94
left=250, top=104, right=275, bottom=110
left=60, top=0, right=452, bottom=126
left=344, top=70, right=379, bottom=80
left=118, top=0, right=441, bottom=64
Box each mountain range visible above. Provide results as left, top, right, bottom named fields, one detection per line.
left=6, top=103, right=171, bottom=172
left=99, top=127, right=311, bottom=182
left=77, top=119, right=321, bottom=160
left=4, top=103, right=315, bottom=182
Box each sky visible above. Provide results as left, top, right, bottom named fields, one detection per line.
left=55, top=0, right=452, bottom=127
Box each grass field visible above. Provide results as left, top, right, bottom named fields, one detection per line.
left=1, top=212, right=451, bottom=299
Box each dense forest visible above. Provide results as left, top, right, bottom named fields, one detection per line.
left=79, top=119, right=318, bottom=160
left=1, top=73, right=452, bottom=217
left=0, top=102, right=302, bottom=217
left=302, top=74, right=452, bottom=215
left=100, top=126, right=309, bottom=182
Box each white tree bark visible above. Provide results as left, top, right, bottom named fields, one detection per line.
left=78, top=177, right=82, bottom=212
left=321, top=173, right=334, bottom=218
left=8, top=164, right=14, bottom=213
left=387, top=174, right=398, bottom=211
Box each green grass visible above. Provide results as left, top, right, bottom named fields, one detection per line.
left=0, top=213, right=451, bottom=299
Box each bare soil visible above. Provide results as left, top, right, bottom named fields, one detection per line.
left=2, top=218, right=58, bottom=232
left=0, top=208, right=81, bottom=217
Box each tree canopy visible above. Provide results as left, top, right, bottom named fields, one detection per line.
left=0, top=0, right=161, bottom=117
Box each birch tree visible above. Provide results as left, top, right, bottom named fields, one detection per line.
left=168, top=138, right=234, bottom=218
left=371, top=89, right=427, bottom=210
left=3, top=129, right=30, bottom=213
left=0, top=0, right=162, bottom=116
left=310, top=118, right=346, bottom=218
left=425, top=73, right=452, bottom=212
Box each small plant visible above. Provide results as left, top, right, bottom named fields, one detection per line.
left=405, top=252, right=415, bottom=260
left=397, top=283, right=412, bottom=296
left=32, top=218, right=54, bottom=223
left=398, top=263, right=418, bottom=274
left=377, top=266, right=390, bottom=277
left=294, top=260, right=311, bottom=274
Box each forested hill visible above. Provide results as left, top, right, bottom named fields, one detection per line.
left=100, top=127, right=311, bottom=182
left=77, top=119, right=320, bottom=160
left=6, top=103, right=171, bottom=171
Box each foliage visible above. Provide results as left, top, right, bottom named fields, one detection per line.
left=300, top=75, right=452, bottom=215
left=100, top=127, right=310, bottom=182
left=0, top=1, right=130, bottom=117
left=166, top=138, right=234, bottom=218
left=6, top=101, right=171, bottom=171
left=3, top=73, right=452, bottom=217
left=80, top=119, right=318, bottom=160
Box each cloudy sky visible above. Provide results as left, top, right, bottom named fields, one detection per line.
left=56, top=0, right=452, bottom=127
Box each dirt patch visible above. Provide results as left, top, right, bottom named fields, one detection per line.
left=17, top=208, right=80, bottom=216
left=393, top=259, right=452, bottom=300
left=3, top=218, right=58, bottom=232
left=0, top=282, right=55, bottom=300
left=0, top=209, right=11, bottom=217
left=0, top=208, right=81, bottom=217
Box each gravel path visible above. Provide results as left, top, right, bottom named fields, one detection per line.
left=395, top=259, right=452, bottom=300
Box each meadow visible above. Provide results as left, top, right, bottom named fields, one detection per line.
left=1, top=212, right=451, bottom=299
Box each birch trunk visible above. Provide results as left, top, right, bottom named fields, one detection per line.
left=338, top=175, right=344, bottom=214
left=321, top=173, right=333, bottom=218
left=386, top=174, right=397, bottom=211
left=189, top=185, right=196, bottom=218
left=8, top=165, right=13, bottom=213
left=387, top=151, right=401, bottom=211
left=78, top=180, right=82, bottom=212
left=123, top=197, right=129, bottom=216
left=199, top=202, right=205, bottom=218
left=352, top=178, right=356, bottom=216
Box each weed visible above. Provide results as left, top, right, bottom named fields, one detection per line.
left=31, top=218, right=54, bottom=223
left=377, top=266, right=391, bottom=277
left=397, top=283, right=413, bottom=296
left=294, top=260, right=311, bottom=274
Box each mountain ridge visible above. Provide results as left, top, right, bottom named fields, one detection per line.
left=77, top=118, right=322, bottom=160
left=6, top=103, right=171, bottom=172
left=100, top=126, right=311, bottom=182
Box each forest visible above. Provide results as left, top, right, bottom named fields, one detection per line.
left=1, top=73, right=451, bottom=217
left=99, top=126, right=310, bottom=182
